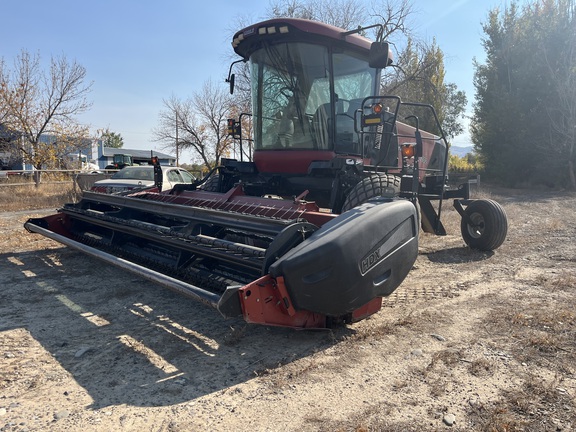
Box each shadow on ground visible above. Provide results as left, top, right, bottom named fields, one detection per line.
left=0, top=247, right=344, bottom=409
left=424, top=246, right=494, bottom=264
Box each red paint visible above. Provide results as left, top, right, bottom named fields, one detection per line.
left=238, top=275, right=327, bottom=329
left=146, top=185, right=338, bottom=226
left=350, top=297, right=383, bottom=322
left=253, top=150, right=336, bottom=174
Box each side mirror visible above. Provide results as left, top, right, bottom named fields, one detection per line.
left=228, top=73, right=235, bottom=95
left=369, top=41, right=393, bottom=69
left=226, top=59, right=246, bottom=94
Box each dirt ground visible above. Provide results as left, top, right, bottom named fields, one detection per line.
left=0, top=186, right=575, bottom=432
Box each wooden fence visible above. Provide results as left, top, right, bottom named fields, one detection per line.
left=0, top=170, right=114, bottom=191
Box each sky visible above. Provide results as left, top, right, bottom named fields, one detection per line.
left=1, top=0, right=523, bottom=161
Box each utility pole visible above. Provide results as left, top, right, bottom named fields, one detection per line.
left=175, top=110, right=179, bottom=167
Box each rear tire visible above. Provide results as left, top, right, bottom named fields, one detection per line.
left=341, top=174, right=401, bottom=212
left=460, top=199, right=507, bottom=251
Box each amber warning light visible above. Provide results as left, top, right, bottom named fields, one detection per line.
left=401, top=143, right=416, bottom=158
left=362, top=103, right=386, bottom=127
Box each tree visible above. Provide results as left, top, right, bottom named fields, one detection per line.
left=382, top=38, right=467, bottom=139
left=542, top=2, right=576, bottom=189
left=0, top=50, right=92, bottom=180
left=153, top=94, right=198, bottom=167
left=267, top=0, right=416, bottom=39
left=267, top=0, right=365, bottom=29
left=100, top=129, right=124, bottom=148
left=0, top=123, right=21, bottom=168
left=153, top=81, right=235, bottom=170
left=471, top=0, right=576, bottom=187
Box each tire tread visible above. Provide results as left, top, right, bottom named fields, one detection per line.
left=461, top=199, right=508, bottom=250
left=342, top=174, right=401, bottom=212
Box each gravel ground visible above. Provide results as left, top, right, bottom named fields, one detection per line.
left=1, top=187, right=575, bottom=431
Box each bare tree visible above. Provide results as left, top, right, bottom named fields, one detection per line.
left=153, top=81, right=235, bottom=170
left=153, top=95, right=200, bottom=166
left=266, top=0, right=414, bottom=39
left=267, top=0, right=365, bottom=29
left=0, top=50, right=92, bottom=177
left=267, top=0, right=314, bottom=20
left=369, top=0, right=415, bottom=41
left=267, top=0, right=363, bottom=26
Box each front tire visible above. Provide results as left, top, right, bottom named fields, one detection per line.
left=341, top=174, right=401, bottom=212
left=460, top=199, right=508, bottom=251
left=200, top=174, right=221, bottom=192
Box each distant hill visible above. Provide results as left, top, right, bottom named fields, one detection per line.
left=450, top=146, right=474, bottom=158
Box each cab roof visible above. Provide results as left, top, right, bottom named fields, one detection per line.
left=232, top=18, right=373, bottom=60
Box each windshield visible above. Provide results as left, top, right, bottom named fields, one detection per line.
left=250, top=42, right=377, bottom=153
left=112, top=167, right=154, bottom=180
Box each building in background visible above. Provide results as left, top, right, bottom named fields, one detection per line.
left=1, top=124, right=176, bottom=170
left=94, top=141, right=175, bottom=168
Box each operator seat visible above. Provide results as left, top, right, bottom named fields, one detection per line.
left=313, top=99, right=363, bottom=154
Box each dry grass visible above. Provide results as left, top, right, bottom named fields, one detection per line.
left=469, top=404, right=528, bottom=432
left=350, top=310, right=452, bottom=343
left=309, top=403, right=429, bottom=432
left=425, top=348, right=462, bottom=372
left=467, top=357, right=495, bottom=377
left=537, top=271, right=576, bottom=292
left=475, top=300, right=576, bottom=430
left=0, top=182, right=80, bottom=212
left=484, top=304, right=576, bottom=370
left=468, top=373, right=576, bottom=432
